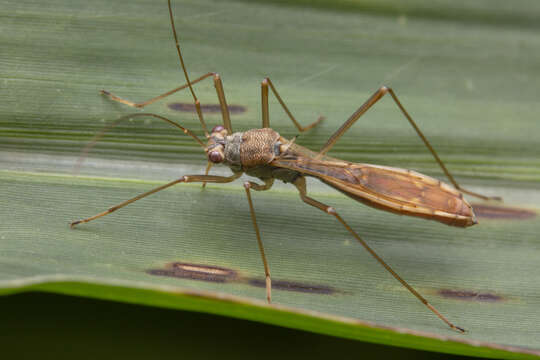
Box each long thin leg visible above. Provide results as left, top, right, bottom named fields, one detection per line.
left=74, top=113, right=206, bottom=175
left=201, top=162, right=213, bottom=189
left=292, top=176, right=465, bottom=333
left=103, top=1, right=237, bottom=137
left=70, top=173, right=242, bottom=228
left=100, top=72, right=214, bottom=109
left=317, top=86, right=499, bottom=201
left=101, top=72, right=233, bottom=136
left=243, top=180, right=273, bottom=303
left=213, top=74, right=233, bottom=134
left=261, top=78, right=323, bottom=131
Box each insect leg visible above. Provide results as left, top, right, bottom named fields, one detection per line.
left=74, top=113, right=206, bottom=174
left=102, top=1, right=233, bottom=138
left=243, top=179, right=274, bottom=303
left=100, top=72, right=214, bottom=109
left=261, top=78, right=323, bottom=131
left=292, top=176, right=466, bottom=333
left=213, top=74, right=233, bottom=134
left=101, top=72, right=233, bottom=136
left=201, top=74, right=234, bottom=187
left=246, top=178, right=275, bottom=191
left=317, top=86, right=499, bottom=201
left=201, top=162, right=213, bottom=189
left=70, top=173, right=242, bottom=228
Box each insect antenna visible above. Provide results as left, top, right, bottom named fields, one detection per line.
left=167, top=0, right=209, bottom=138
left=74, top=113, right=205, bottom=174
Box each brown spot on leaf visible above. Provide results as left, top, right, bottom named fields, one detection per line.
left=248, top=278, right=337, bottom=295
left=147, top=261, right=338, bottom=295
left=168, top=102, right=246, bottom=114
left=438, top=289, right=504, bottom=302
left=472, top=204, right=536, bottom=220
left=147, top=262, right=238, bottom=283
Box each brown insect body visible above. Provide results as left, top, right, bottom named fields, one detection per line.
left=210, top=127, right=477, bottom=228
left=71, top=0, right=501, bottom=333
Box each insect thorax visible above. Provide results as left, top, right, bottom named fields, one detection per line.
left=224, top=128, right=281, bottom=169
left=222, top=128, right=300, bottom=183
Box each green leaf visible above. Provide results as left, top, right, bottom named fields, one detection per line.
left=1, top=0, right=539, bottom=359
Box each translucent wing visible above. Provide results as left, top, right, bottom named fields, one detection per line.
left=272, top=144, right=476, bottom=227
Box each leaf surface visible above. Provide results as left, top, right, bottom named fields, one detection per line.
left=1, top=0, right=540, bottom=358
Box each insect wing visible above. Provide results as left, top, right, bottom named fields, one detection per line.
left=272, top=147, right=476, bottom=227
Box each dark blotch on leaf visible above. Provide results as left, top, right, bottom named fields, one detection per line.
left=248, top=278, right=336, bottom=295
left=472, top=204, right=536, bottom=220
left=168, top=103, right=246, bottom=114
left=438, top=289, right=504, bottom=302
left=147, top=262, right=338, bottom=295
left=147, top=262, right=238, bottom=283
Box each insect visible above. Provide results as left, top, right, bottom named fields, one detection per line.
left=71, top=0, right=501, bottom=333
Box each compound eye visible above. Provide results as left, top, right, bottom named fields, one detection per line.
left=211, top=125, right=225, bottom=133
left=209, top=151, right=224, bottom=163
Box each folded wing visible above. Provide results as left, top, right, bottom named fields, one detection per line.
left=272, top=153, right=476, bottom=227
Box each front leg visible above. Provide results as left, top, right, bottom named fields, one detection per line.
left=101, top=72, right=234, bottom=136
left=70, top=172, right=242, bottom=228
left=100, top=72, right=213, bottom=109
